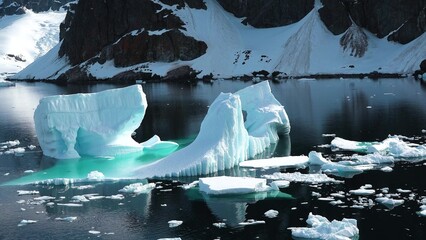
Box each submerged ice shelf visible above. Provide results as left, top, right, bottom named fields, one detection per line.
left=134, top=81, right=290, bottom=178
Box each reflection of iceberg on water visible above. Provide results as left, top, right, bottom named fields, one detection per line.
left=134, top=81, right=290, bottom=178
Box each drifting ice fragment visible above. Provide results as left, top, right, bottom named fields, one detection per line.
left=34, top=85, right=148, bottom=159
left=17, top=190, right=39, bottom=196
left=18, top=220, right=37, bottom=227
left=238, top=219, right=266, bottom=226
left=168, top=220, right=183, bottom=228
left=375, top=197, right=404, bottom=209
left=262, top=172, right=343, bottom=184
left=349, top=188, right=375, bottom=196
left=270, top=180, right=290, bottom=190
left=86, top=171, right=105, bottom=181
left=55, top=217, right=77, bottom=222
left=239, top=156, right=308, bottom=169
left=134, top=82, right=290, bottom=177
left=198, top=176, right=272, bottom=195
left=289, top=213, right=359, bottom=240
left=119, top=182, right=156, bottom=194
left=264, top=209, right=279, bottom=218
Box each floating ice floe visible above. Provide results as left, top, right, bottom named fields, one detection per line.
left=55, top=217, right=77, bottom=222
left=4, top=147, right=26, bottom=156
left=331, top=136, right=426, bottom=159
left=118, top=182, right=156, bottom=194
left=264, top=209, right=279, bottom=218
left=18, top=220, right=37, bottom=227
left=33, top=85, right=176, bottom=159
left=213, top=222, right=226, bottom=228
left=262, top=172, right=343, bottom=184
left=349, top=185, right=375, bottom=196
left=270, top=180, right=290, bottom=190
left=289, top=213, right=359, bottom=240
left=238, top=219, right=266, bottom=226
left=239, top=156, right=308, bottom=169
left=308, top=151, right=363, bottom=173
left=0, top=80, right=15, bottom=87
left=168, top=220, right=183, bottom=228
left=133, top=82, right=289, bottom=177
left=57, top=203, right=83, bottom=207
left=375, top=197, right=404, bottom=209
left=17, top=190, right=39, bottom=196
left=198, top=176, right=272, bottom=195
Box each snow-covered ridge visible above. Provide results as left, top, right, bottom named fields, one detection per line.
left=11, top=0, right=426, bottom=82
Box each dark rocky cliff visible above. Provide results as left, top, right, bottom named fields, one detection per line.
left=0, top=0, right=74, bottom=17
left=57, top=0, right=207, bottom=81
left=319, top=0, right=426, bottom=44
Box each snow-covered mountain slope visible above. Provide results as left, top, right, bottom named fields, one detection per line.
left=12, top=0, right=426, bottom=81
left=0, top=9, right=66, bottom=79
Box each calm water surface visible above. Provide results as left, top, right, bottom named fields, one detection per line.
left=0, top=79, right=425, bottom=239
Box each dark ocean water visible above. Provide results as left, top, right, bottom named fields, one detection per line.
left=0, top=78, right=425, bottom=239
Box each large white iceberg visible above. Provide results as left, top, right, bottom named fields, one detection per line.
left=134, top=81, right=290, bottom=177
left=34, top=85, right=148, bottom=159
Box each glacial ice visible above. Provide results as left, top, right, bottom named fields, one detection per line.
left=118, top=182, right=156, bottom=194
left=198, top=176, right=272, bottom=195
left=375, top=197, right=404, bottom=209
left=289, top=213, right=359, bottom=240
left=264, top=209, right=279, bottom=218
left=134, top=81, right=290, bottom=177
left=168, top=220, right=183, bottom=228
left=34, top=85, right=148, bottom=159
left=262, top=172, right=343, bottom=184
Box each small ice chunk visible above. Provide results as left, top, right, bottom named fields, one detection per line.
left=18, top=220, right=37, bottom=227
left=46, top=202, right=54, bottom=207
left=311, top=192, right=321, bottom=197
left=289, top=213, right=358, bottom=239
left=330, top=192, right=345, bottom=198
left=322, top=134, right=336, bottom=137
left=4, top=172, right=10, bottom=176
left=213, top=222, right=226, bottom=228
left=87, top=195, right=105, bottom=200
left=88, top=230, right=101, bottom=235
left=375, top=197, right=404, bottom=209
left=349, top=188, right=375, bottom=196
left=119, top=182, right=156, bottom=194
left=24, top=170, right=34, bottom=173
left=239, top=156, right=308, bottom=169
left=17, top=190, right=39, bottom=196
left=158, top=238, right=182, bottom=240
left=28, top=145, right=36, bottom=150
left=330, top=200, right=344, bottom=205
left=238, top=219, right=266, bottom=226
left=396, top=188, right=411, bottom=193
left=57, top=203, right=83, bottom=207
left=1, top=140, right=20, bottom=147
left=381, top=166, right=393, bottom=172
left=418, top=209, right=426, bottom=217
left=168, top=220, right=183, bottom=228
left=73, top=185, right=95, bottom=190
left=318, top=197, right=335, bottom=201
left=264, top=210, right=279, bottom=218
left=270, top=180, right=290, bottom=190
left=107, top=194, right=125, bottom=200
left=86, top=171, right=105, bottom=181
left=71, top=195, right=89, bottom=202
left=55, top=217, right=77, bottom=222
left=181, top=180, right=199, bottom=190
left=198, top=176, right=271, bottom=195
left=33, top=196, right=55, bottom=201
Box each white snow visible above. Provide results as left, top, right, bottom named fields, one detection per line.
left=134, top=82, right=289, bottom=177
left=239, top=156, right=308, bottom=169
left=262, top=172, right=343, bottom=184
left=289, top=213, right=359, bottom=240
left=264, top=209, right=279, bottom=218
left=0, top=10, right=66, bottom=78
left=198, top=176, right=271, bottom=195
left=118, top=182, right=156, bottom=194
left=33, top=85, right=148, bottom=159
left=168, top=220, right=183, bottom=228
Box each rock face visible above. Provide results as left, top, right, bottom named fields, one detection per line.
left=216, top=0, right=315, bottom=28
left=320, top=0, right=426, bottom=44
left=57, top=0, right=207, bottom=81
left=0, top=0, right=73, bottom=17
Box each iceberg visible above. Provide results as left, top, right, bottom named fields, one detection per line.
left=198, top=176, right=272, bottom=195
left=289, top=213, right=359, bottom=240
left=134, top=81, right=290, bottom=177
left=34, top=85, right=148, bottom=159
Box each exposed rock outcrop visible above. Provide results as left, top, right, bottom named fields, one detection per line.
left=216, top=0, right=315, bottom=28
left=57, top=0, right=207, bottom=82
left=320, top=0, right=426, bottom=44
left=340, top=23, right=368, bottom=57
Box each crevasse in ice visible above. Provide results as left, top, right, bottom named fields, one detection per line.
left=134, top=81, right=290, bottom=177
